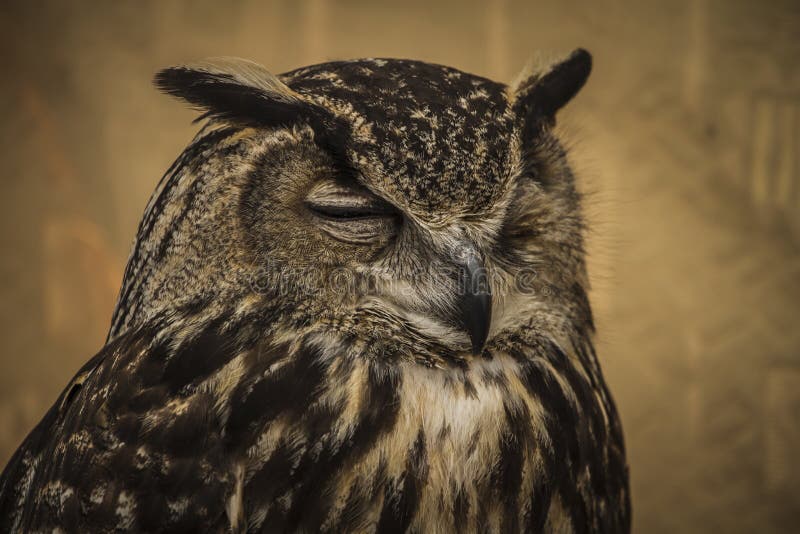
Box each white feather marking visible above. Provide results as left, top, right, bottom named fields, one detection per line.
left=184, top=57, right=305, bottom=105
left=226, top=463, right=245, bottom=531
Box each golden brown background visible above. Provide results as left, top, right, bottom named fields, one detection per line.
left=1, top=0, right=799, bottom=531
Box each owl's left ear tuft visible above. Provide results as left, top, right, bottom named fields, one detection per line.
left=154, top=57, right=314, bottom=127
left=511, top=48, right=592, bottom=125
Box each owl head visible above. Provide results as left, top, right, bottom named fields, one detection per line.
left=111, top=50, right=593, bottom=367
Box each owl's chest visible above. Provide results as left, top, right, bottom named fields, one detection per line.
left=392, top=360, right=532, bottom=477
left=381, top=360, right=545, bottom=524
left=238, top=353, right=549, bottom=531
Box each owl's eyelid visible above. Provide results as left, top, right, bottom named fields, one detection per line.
left=304, top=181, right=397, bottom=219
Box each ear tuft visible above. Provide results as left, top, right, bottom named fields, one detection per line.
left=512, top=48, right=592, bottom=124
left=154, top=57, right=311, bottom=127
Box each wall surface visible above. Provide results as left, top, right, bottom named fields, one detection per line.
left=1, top=1, right=798, bottom=531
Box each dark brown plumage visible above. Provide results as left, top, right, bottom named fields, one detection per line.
left=0, top=49, right=629, bottom=532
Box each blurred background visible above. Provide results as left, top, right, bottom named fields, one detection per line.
left=1, top=0, right=798, bottom=531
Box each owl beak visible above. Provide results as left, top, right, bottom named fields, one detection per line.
left=457, top=251, right=492, bottom=356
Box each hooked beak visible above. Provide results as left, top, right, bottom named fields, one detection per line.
left=457, top=250, right=492, bottom=355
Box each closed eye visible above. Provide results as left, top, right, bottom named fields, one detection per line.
left=304, top=180, right=397, bottom=220
left=304, top=178, right=400, bottom=244
left=306, top=200, right=396, bottom=220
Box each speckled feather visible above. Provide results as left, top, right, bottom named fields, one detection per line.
left=282, top=59, right=515, bottom=217
left=0, top=51, right=629, bottom=533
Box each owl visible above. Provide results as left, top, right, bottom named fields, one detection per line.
left=0, top=49, right=629, bottom=532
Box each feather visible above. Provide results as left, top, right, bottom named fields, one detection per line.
left=154, top=57, right=322, bottom=129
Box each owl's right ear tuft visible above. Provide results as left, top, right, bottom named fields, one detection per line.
left=154, top=57, right=313, bottom=127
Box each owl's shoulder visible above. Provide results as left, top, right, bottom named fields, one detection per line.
left=0, top=320, right=240, bottom=531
